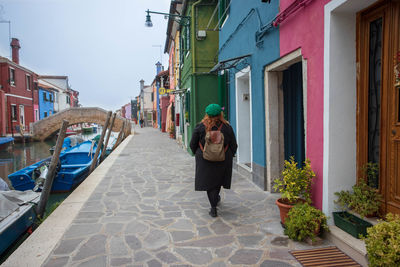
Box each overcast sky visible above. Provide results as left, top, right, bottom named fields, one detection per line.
left=0, top=0, right=171, bottom=111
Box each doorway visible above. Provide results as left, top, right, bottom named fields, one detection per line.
left=265, top=49, right=307, bottom=191
left=283, top=62, right=305, bottom=165
left=235, top=66, right=252, bottom=170
left=357, top=0, right=400, bottom=214
left=19, top=105, right=25, bottom=130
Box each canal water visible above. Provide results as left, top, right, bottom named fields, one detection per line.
left=0, top=130, right=103, bottom=262
left=0, top=131, right=102, bottom=188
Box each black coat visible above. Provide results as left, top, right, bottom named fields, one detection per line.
left=190, top=122, right=238, bottom=191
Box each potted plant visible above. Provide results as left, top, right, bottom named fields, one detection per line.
left=333, top=170, right=381, bottom=238
left=334, top=179, right=382, bottom=218
left=363, top=162, right=379, bottom=189
left=168, top=124, right=175, bottom=138
left=284, top=203, right=329, bottom=242
left=273, top=156, right=315, bottom=225
left=363, top=213, right=400, bottom=266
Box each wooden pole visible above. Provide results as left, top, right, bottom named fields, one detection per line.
left=112, top=121, right=125, bottom=151
left=119, top=121, right=127, bottom=143
left=89, top=111, right=112, bottom=173
left=124, top=119, right=129, bottom=138
left=37, top=119, right=69, bottom=219
left=100, top=112, right=116, bottom=162
left=127, top=119, right=131, bottom=135
left=19, top=124, right=25, bottom=144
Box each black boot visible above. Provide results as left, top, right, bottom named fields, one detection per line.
left=217, top=195, right=221, bottom=206
left=209, top=207, right=217, bottom=217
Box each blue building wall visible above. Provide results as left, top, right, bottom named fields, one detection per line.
left=38, top=88, right=54, bottom=119
left=219, top=0, right=280, bottom=169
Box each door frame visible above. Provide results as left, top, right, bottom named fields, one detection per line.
left=356, top=0, right=398, bottom=213
left=235, top=65, right=253, bottom=171
left=264, top=48, right=307, bottom=191
left=19, top=105, right=25, bottom=130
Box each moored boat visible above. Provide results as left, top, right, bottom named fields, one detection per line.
left=0, top=137, right=14, bottom=150
left=0, top=190, right=40, bottom=256
left=8, top=140, right=100, bottom=193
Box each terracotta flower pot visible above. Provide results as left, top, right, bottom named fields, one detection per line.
left=276, top=198, right=305, bottom=225
left=276, top=198, right=295, bottom=225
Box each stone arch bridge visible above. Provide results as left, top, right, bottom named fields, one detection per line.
left=32, top=107, right=131, bottom=141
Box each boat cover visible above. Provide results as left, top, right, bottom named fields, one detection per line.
left=0, top=190, right=40, bottom=222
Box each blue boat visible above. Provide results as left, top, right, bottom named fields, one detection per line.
left=8, top=140, right=100, bottom=193
left=0, top=137, right=14, bottom=149
left=0, top=190, right=40, bottom=256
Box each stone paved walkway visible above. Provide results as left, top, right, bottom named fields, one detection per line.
left=43, top=127, right=331, bottom=267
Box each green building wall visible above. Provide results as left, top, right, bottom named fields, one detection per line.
left=180, top=0, right=220, bottom=153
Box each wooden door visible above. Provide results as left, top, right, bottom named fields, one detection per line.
left=357, top=0, right=400, bottom=214
left=386, top=2, right=400, bottom=214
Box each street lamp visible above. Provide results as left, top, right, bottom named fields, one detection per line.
left=145, top=12, right=153, bottom=27
left=144, top=9, right=190, bottom=27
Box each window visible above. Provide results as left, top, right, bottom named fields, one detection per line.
left=43, top=92, right=47, bottom=101
left=11, top=105, right=17, bottom=121
left=35, top=110, right=38, bottom=121
left=9, top=68, right=15, bottom=86
left=180, top=25, right=190, bottom=61
left=66, top=95, right=70, bottom=104
left=219, top=0, right=231, bottom=28
left=185, top=27, right=190, bottom=53
left=49, top=94, right=53, bottom=102
left=26, top=75, right=31, bottom=90
left=44, top=111, right=47, bottom=118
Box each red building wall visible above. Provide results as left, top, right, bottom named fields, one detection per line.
left=0, top=90, right=6, bottom=136
left=0, top=61, right=36, bottom=133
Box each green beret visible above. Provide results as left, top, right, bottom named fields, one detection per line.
left=205, top=104, right=222, bottom=117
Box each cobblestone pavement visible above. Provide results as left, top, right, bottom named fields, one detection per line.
left=43, top=127, right=331, bottom=267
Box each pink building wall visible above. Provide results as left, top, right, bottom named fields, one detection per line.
left=124, top=104, right=131, bottom=120
left=279, top=0, right=330, bottom=209
left=34, top=104, right=39, bottom=122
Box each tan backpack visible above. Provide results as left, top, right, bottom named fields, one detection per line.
left=199, top=123, right=228, bottom=162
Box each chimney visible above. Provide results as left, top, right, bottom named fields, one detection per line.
left=139, top=79, right=145, bottom=90
left=10, top=38, right=21, bottom=64
left=156, top=61, right=162, bottom=75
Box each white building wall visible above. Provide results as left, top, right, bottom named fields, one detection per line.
left=41, top=78, right=68, bottom=90
left=143, top=90, right=153, bottom=111
left=323, top=0, right=378, bottom=220
left=58, top=91, right=70, bottom=111
left=39, top=77, right=71, bottom=112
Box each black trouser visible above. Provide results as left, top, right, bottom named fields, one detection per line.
left=207, top=187, right=221, bottom=208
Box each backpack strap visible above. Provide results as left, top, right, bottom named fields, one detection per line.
left=199, top=142, right=204, bottom=152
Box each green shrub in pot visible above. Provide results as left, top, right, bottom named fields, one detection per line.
left=284, top=203, right=329, bottom=242
left=363, top=213, right=400, bottom=266
left=334, top=180, right=382, bottom=218
left=273, top=156, right=315, bottom=204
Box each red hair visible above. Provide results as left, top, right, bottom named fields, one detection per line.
left=201, top=112, right=229, bottom=131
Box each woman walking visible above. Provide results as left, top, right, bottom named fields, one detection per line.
left=190, top=104, right=237, bottom=217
